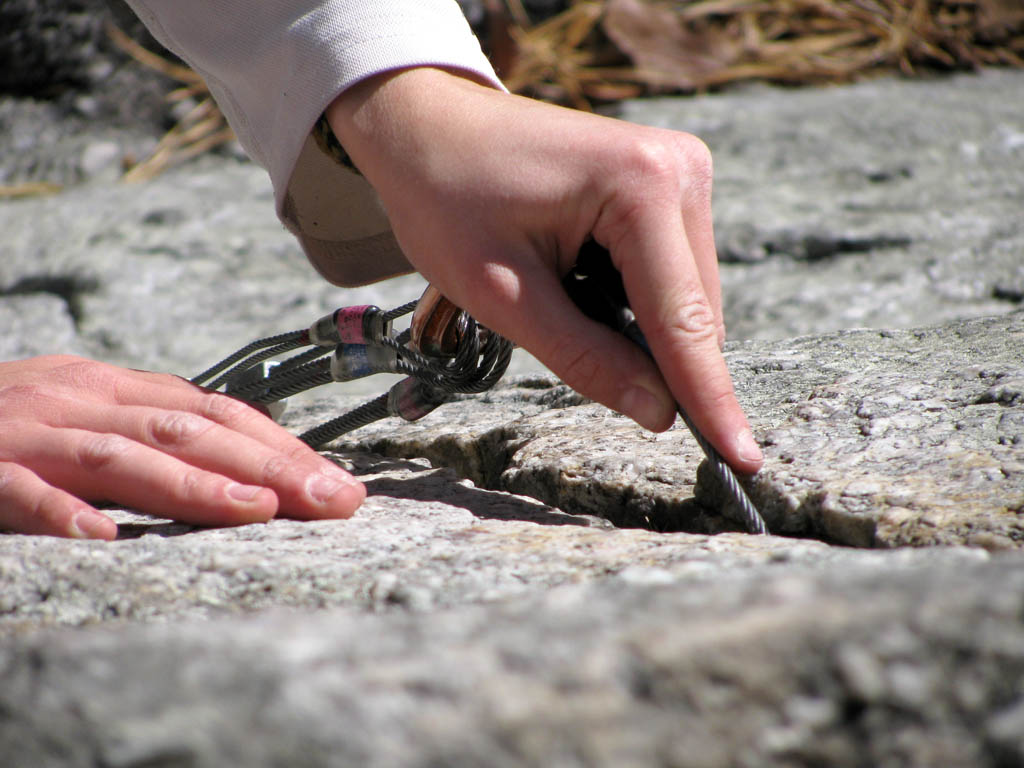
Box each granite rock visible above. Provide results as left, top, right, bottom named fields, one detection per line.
left=307, top=311, right=1023, bottom=548
left=0, top=452, right=827, bottom=639
left=0, top=0, right=180, bottom=187
left=1, top=547, right=1020, bottom=768
left=2, top=61, right=1024, bottom=768
left=619, top=70, right=1024, bottom=340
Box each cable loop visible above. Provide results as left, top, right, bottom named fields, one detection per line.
left=195, top=293, right=512, bottom=447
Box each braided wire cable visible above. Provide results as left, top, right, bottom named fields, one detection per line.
left=564, top=242, right=768, bottom=535
left=443, top=337, right=513, bottom=394
left=256, top=369, right=335, bottom=403
left=193, top=263, right=766, bottom=535
left=233, top=357, right=331, bottom=402
left=617, top=326, right=767, bottom=534
left=443, top=320, right=485, bottom=385
left=191, top=330, right=307, bottom=386
left=396, top=327, right=488, bottom=391
left=377, top=317, right=481, bottom=380
left=381, top=300, right=419, bottom=323
left=273, top=346, right=331, bottom=374
left=471, top=338, right=514, bottom=391
left=298, top=394, right=391, bottom=447
left=678, top=410, right=768, bottom=534
left=206, top=337, right=311, bottom=391
left=378, top=334, right=443, bottom=374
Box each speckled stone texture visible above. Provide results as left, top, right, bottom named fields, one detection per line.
left=314, top=311, right=1023, bottom=548
left=2, top=54, right=1024, bottom=767
left=619, top=70, right=1024, bottom=340
left=2, top=547, right=1021, bottom=768
left=737, top=316, right=1024, bottom=548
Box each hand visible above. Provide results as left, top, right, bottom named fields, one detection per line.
left=0, top=356, right=365, bottom=539
left=327, top=67, right=763, bottom=474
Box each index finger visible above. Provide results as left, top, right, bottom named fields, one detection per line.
left=611, top=207, right=763, bottom=475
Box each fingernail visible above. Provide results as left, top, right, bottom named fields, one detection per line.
left=737, top=428, right=764, bottom=464
left=620, top=386, right=669, bottom=431
left=306, top=473, right=351, bottom=504
left=227, top=482, right=266, bottom=503
left=71, top=510, right=116, bottom=540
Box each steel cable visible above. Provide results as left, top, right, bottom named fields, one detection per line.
left=205, top=337, right=311, bottom=391
left=298, top=394, right=391, bottom=447
left=191, top=330, right=307, bottom=386
left=194, top=267, right=759, bottom=534
left=234, top=357, right=332, bottom=402
left=381, top=300, right=419, bottom=323
left=564, top=242, right=769, bottom=535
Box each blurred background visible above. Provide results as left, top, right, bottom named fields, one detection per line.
left=2, top=0, right=1022, bottom=187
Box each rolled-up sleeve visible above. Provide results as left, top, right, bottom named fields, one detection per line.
left=124, top=1, right=503, bottom=285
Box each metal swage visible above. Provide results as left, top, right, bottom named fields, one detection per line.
left=196, top=298, right=512, bottom=450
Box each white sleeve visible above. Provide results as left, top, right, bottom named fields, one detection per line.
left=124, top=0, right=505, bottom=286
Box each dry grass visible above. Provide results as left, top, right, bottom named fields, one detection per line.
left=106, top=22, right=235, bottom=183
left=0, top=181, right=63, bottom=199
left=109, top=1, right=1023, bottom=175
left=500, top=0, right=1024, bottom=108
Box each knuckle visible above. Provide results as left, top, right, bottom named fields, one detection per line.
left=197, top=392, right=255, bottom=426
left=77, top=434, right=131, bottom=473
left=258, top=454, right=293, bottom=486
left=147, top=411, right=210, bottom=447
left=621, top=138, right=681, bottom=188
left=178, top=467, right=208, bottom=499
left=284, top=441, right=320, bottom=465
left=50, top=358, right=114, bottom=390
left=680, top=134, right=713, bottom=175
left=620, top=133, right=712, bottom=184
left=703, top=383, right=738, bottom=413
left=25, top=487, right=67, bottom=531
left=659, top=291, right=721, bottom=346
left=0, top=461, right=81, bottom=537
left=607, top=134, right=713, bottom=223
left=0, top=461, right=18, bottom=493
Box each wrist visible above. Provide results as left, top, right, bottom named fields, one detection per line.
left=324, top=67, right=500, bottom=183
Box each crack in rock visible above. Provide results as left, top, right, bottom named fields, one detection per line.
left=993, top=283, right=1024, bottom=304
left=310, top=311, right=1024, bottom=550
left=718, top=224, right=913, bottom=264
left=327, top=386, right=742, bottom=535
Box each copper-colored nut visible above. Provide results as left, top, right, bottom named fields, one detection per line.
left=410, top=285, right=467, bottom=358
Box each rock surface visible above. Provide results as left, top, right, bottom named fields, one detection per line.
left=315, top=311, right=1024, bottom=549
left=3, top=548, right=1021, bottom=768
left=0, top=0, right=180, bottom=188
left=619, top=70, right=1024, bottom=340
left=1, top=42, right=1023, bottom=768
